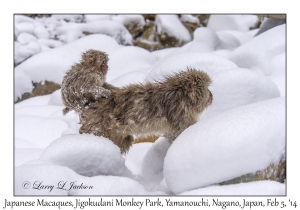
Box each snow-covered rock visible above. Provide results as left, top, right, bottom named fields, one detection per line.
left=47, top=89, right=63, bottom=106
left=164, top=97, right=285, bottom=194
left=200, top=68, right=280, bottom=120
left=69, top=175, right=161, bottom=195
left=39, top=134, right=127, bottom=177
left=269, top=52, right=286, bottom=96
left=55, top=20, right=132, bottom=45
left=180, top=180, right=285, bottom=195
left=125, top=142, right=153, bottom=176
left=156, top=15, right=191, bottom=44
left=15, top=116, right=68, bottom=148
left=207, top=15, right=258, bottom=32
left=15, top=148, right=44, bottom=167
left=15, top=163, right=78, bottom=195
left=228, top=24, right=286, bottom=76
left=109, top=71, right=148, bottom=87
left=107, top=46, right=156, bottom=81
left=15, top=105, right=63, bottom=118
left=140, top=138, right=171, bottom=191
left=145, top=52, right=238, bottom=82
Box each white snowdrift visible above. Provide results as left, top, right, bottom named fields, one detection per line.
left=125, top=142, right=153, bottom=176
left=140, top=138, right=171, bottom=191
left=155, top=15, right=191, bottom=43
left=228, top=24, right=286, bottom=76
left=207, top=15, right=258, bottom=32
left=39, top=134, right=127, bottom=177
left=164, top=97, right=285, bottom=194
left=107, top=46, right=156, bottom=81
left=145, top=52, right=237, bottom=82
left=269, top=52, right=286, bottom=96
left=55, top=20, right=133, bottom=45
left=15, top=116, right=68, bottom=148
left=200, top=68, right=280, bottom=120
left=180, top=180, right=285, bottom=195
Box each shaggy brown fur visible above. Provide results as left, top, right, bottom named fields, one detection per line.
left=61, top=49, right=110, bottom=116
left=79, top=69, right=213, bottom=154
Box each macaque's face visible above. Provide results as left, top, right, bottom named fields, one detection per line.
left=101, top=60, right=108, bottom=74
left=207, top=90, right=213, bottom=106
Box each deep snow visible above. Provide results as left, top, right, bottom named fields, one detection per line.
left=14, top=15, right=286, bottom=196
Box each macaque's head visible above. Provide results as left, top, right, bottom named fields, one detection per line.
left=163, top=68, right=213, bottom=113
left=81, top=49, right=109, bottom=75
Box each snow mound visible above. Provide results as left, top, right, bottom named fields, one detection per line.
left=15, top=95, right=51, bottom=109
left=228, top=24, right=285, bottom=76
left=15, top=105, right=63, bottom=118
left=47, top=89, right=63, bottom=106
left=107, top=46, right=156, bottom=81
left=156, top=15, right=191, bottom=43
left=15, top=148, right=44, bottom=167
left=69, top=175, right=157, bottom=195
left=125, top=142, right=153, bottom=176
left=207, top=15, right=258, bottom=32
left=15, top=34, right=120, bottom=101
left=269, top=52, right=286, bottom=96
left=15, top=116, right=68, bottom=148
left=39, top=134, right=127, bottom=177
left=84, top=15, right=112, bottom=23
left=109, top=71, right=148, bottom=87
left=15, top=163, right=78, bottom=195
left=221, top=30, right=253, bottom=44
left=145, top=52, right=237, bottom=82
left=55, top=20, right=132, bottom=45
left=112, top=15, right=145, bottom=28
left=180, top=180, right=285, bottom=195
left=200, top=68, right=280, bottom=119
left=141, top=138, right=171, bottom=190
left=164, top=97, right=285, bottom=194
left=15, top=137, right=39, bottom=148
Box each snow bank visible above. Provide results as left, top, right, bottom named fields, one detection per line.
left=228, top=24, right=285, bottom=76
left=207, top=15, right=258, bottom=32
left=39, top=134, right=127, bottom=177
left=125, top=142, right=153, bottom=176
left=107, top=46, right=156, bottom=81
left=15, top=148, right=44, bottom=167
left=15, top=95, right=51, bottom=109
left=164, top=97, right=285, bottom=194
left=84, top=15, right=112, bottom=23
left=109, top=72, right=148, bottom=87
left=112, top=15, right=145, bottom=28
left=47, top=89, right=64, bottom=106
left=200, top=68, right=280, bottom=120
left=55, top=20, right=132, bottom=45
left=156, top=15, right=191, bottom=43
left=141, top=138, right=171, bottom=191
left=15, top=164, right=78, bottom=195
left=15, top=105, right=63, bottom=118
left=180, top=181, right=285, bottom=195
left=15, top=116, right=68, bottom=148
left=16, top=158, right=158, bottom=195
left=269, top=52, right=286, bottom=96
left=15, top=34, right=120, bottom=101
left=145, top=52, right=237, bottom=82
left=69, top=175, right=160, bottom=195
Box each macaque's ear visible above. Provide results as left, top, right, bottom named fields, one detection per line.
left=88, top=58, right=94, bottom=67
left=186, top=82, right=194, bottom=92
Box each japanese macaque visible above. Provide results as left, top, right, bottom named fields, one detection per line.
left=79, top=68, right=213, bottom=154
left=61, top=49, right=111, bottom=116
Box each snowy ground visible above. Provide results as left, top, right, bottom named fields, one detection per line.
left=14, top=15, right=286, bottom=195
